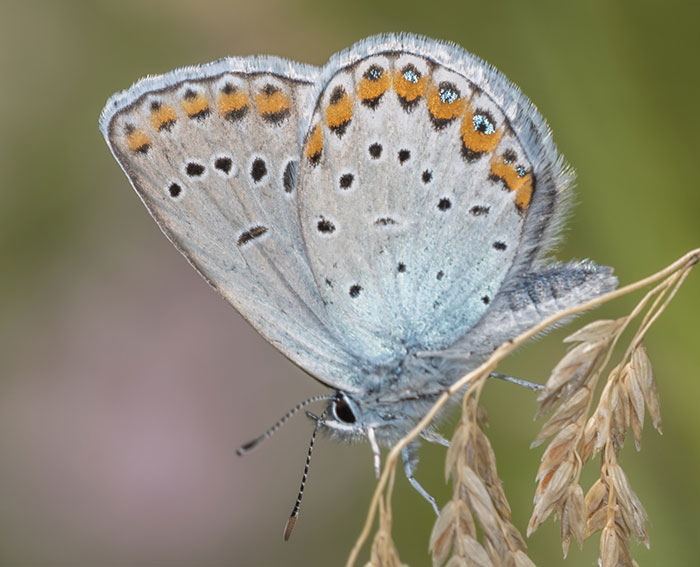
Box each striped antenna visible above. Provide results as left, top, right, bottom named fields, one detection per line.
left=236, top=394, right=333, bottom=455
left=283, top=408, right=329, bottom=541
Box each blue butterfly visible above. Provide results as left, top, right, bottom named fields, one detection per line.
left=100, top=33, right=616, bottom=535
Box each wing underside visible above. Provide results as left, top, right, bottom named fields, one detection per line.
left=100, top=57, right=363, bottom=390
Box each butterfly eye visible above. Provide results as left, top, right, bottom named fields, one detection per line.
left=333, top=396, right=357, bottom=424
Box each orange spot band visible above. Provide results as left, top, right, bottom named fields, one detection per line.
left=515, top=176, right=534, bottom=211
left=490, top=153, right=534, bottom=211
left=181, top=94, right=210, bottom=117
left=357, top=73, right=390, bottom=102
left=255, top=90, right=291, bottom=117
left=490, top=156, right=524, bottom=191
left=393, top=71, right=427, bottom=101
left=461, top=109, right=503, bottom=153
left=149, top=104, right=177, bottom=131
left=325, top=93, right=353, bottom=128
left=218, top=90, right=249, bottom=116
left=427, top=84, right=466, bottom=120
left=126, top=129, right=151, bottom=153
left=305, top=125, right=323, bottom=162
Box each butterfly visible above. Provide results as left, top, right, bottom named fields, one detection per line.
left=100, top=33, right=617, bottom=535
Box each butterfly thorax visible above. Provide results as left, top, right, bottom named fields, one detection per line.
left=321, top=351, right=463, bottom=446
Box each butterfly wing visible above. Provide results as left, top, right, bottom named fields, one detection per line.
left=451, top=260, right=617, bottom=361
left=100, top=57, right=363, bottom=390
left=296, top=34, right=577, bottom=362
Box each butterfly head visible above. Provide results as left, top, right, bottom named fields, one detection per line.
left=321, top=390, right=423, bottom=446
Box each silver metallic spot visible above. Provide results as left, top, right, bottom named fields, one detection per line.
left=403, top=68, right=419, bottom=83
left=473, top=114, right=495, bottom=135
left=439, top=87, right=458, bottom=104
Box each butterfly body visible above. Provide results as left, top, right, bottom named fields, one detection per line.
left=101, top=33, right=616, bottom=488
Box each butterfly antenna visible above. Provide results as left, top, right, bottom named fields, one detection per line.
left=489, top=372, right=544, bottom=391
left=283, top=408, right=328, bottom=541
left=236, top=394, right=333, bottom=455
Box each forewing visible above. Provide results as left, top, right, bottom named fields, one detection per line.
left=296, top=34, right=570, bottom=362
left=100, top=57, right=362, bottom=389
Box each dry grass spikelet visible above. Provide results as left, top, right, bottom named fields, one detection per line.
left=528, top=255, right=691, bottom=565
left=527, top=318, right=625, bottom=551
left=430, top=395, right=535, bottom=567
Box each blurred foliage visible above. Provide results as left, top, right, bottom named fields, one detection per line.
left=0, top=0, right=698, bottom=566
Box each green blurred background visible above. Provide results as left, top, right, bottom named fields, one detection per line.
left=1, top=0, right=698, bottom=565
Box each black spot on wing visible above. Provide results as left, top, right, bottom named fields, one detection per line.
left=308, top=151, right=321, bottom=166
left=186, top=162, right=205, bottom=177
left=237, top=226, right=268, bottom=246
left=339, top=173, right=354, bottom=189
left=189, top=108, right=211, bottom=121
left=251, top=158, right=267, bottom=182
left=168, top=183, right=182, bottom=198
left=461, top=146, right=485, bottom=162
left=368, top=143, right=382, bottom=159
left=283, top=160, right=297, bottom=193
left=262, top=84, right=278, bottom=95
left=158, top=119, right=176, bottom=132
left=503, top=150, right=517, bottom=163
left=437, top=198, right=451, bottom=211
left=317, top=218, right=336, bottom=234
left=488, top=172, right=509, bottom=190
left=362, top=96, right=383, bottom=110
left=214, top=157, right=232, bottom=174
left=329, top=85, right=345, bottom=104
left=262, top=109, right=290, bottom=124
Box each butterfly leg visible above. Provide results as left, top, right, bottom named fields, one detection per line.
left=489, top=372, right=543, bottom=391
left=421, top=429, right=451, bottom=447
left=402, top=443, right=440, bottom=515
